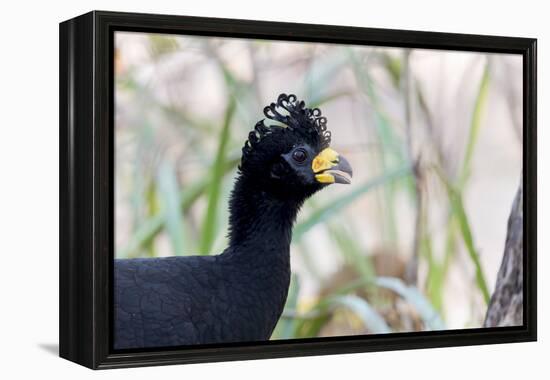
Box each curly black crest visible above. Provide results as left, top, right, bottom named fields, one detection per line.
left=240, top=94, right=331, bottom=168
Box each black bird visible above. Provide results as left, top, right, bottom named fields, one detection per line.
left=114, top=94, right=353, bottom=349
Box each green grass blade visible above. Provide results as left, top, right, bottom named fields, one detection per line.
left=330, top=294, right=391, bottom=334
left=157, top=160, right=187, bottom=256
left=431, top=218, right=459, bottom=316
left=449, top=191, right=491, bottom=304
left=381, top=52, right=403, bottom=88
left=291, top=293, right=391, bottom=337
left=421, top=61, right=491, bottom=312
left=198, top=99, right=236, bottom=254
left=117, top=155, right=241, bottom=258
left=117, top=214, right=164, bottom=258
left=426, top=64, right=491, bottom=305
left=294, top=166, right=412, bottom=241
left=376, top=277, right=445, bottom=330
left=292, top=312, right=331, bottom=339
left=459, top=62, right=490, bottom=189
left=437, top=170, right=491, bottom=304
left=347, top=48, right=410, bottom=243
left=422, top=231, right=443, bottom=313
left=143, top=180, right=160, bottom=257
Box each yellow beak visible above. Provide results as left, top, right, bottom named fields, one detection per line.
left=312, top=148, right=353, bottom=184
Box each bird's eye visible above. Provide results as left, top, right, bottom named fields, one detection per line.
left=292, top=148, right=307, bottom=163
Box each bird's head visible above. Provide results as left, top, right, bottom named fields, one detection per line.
left=238, top=94, right=353, bottom=201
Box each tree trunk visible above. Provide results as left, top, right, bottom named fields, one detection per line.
left=484, top=177, right=523, bottom=327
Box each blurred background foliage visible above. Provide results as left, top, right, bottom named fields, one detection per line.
left=115, top=32, right=523, bottom=339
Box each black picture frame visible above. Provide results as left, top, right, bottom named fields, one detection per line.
left=59, top=10, right=537, bottom=369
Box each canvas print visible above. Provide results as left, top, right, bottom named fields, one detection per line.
left=113, top=31, right=523, bottom=350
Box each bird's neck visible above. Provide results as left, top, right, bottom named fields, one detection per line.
left=220, top=174, right=302, bottom=339
left=226, top=174, right=302, bottom=259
